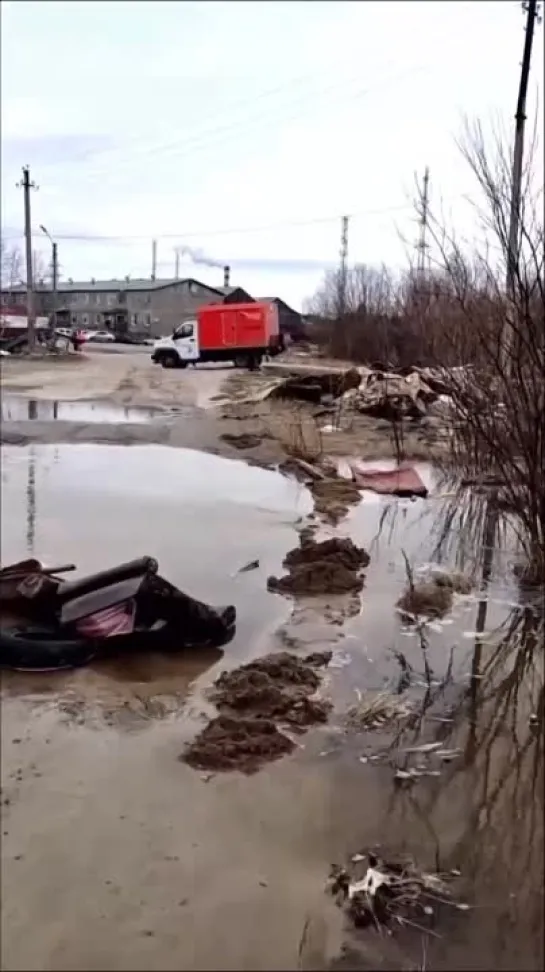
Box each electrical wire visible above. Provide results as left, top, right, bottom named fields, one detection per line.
left=1, top=203, right=414, bottom=243
left=47, top=59, right=433, bottom=191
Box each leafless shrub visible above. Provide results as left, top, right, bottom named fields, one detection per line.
left=414, top=119, right=544, bottom=584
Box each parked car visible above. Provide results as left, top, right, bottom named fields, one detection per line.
left=87, top=330, right=115, bottom=343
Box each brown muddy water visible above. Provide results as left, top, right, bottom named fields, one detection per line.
left=0, top=444, right=542, bottom=971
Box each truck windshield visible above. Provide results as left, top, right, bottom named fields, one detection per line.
left=173, top=322, right=194, bottom=339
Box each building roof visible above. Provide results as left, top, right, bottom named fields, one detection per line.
left=259, top=296, right=301, bottom=315
left=2, top=277, right=224, bottom=295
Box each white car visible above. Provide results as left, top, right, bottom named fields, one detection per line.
left=87, top=330, right=115, bottom=343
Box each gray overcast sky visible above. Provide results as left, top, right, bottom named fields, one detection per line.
left=1, top=0, right=543, bottom=308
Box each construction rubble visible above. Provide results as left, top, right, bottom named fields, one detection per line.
left=260, top=362, right=461, bottom=421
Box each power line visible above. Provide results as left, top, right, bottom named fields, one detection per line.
left=0, top=203, right=414, bottom=244
left=48, top=60, right=433, bottom=191
left=44, top=63, right=370, bottom=172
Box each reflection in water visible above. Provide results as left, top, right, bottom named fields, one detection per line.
left=25, top=446, right=37, bottom=554
left=1, top=397, right=159, bottom=425
left=333, top=608, right=544, bottom=971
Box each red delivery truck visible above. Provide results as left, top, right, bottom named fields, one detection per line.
left=151, top=301, right=283, bottom=369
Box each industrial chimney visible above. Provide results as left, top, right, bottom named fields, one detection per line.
left=223, top=265, right=230, bottom=289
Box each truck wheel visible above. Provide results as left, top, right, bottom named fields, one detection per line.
left=233, top=354, right=249, bottom=369
left=248, top=355, right=262, bottom=371
left=161, top=352, right=180, bottom=369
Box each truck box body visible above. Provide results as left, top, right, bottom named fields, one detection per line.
left=198, top=302, right=278, bottom=351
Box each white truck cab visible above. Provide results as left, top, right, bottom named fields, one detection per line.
left=152, top=319, right=199, bottom=368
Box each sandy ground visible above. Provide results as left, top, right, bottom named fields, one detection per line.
left=1, top=349, right=448, bottom=467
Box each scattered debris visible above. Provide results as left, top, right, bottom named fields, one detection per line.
left=348, top=368, right=438, bottom=421
left=236, top=559, right=260, bottom=574
left=344, top=692, right=413, bottom=732
left=181, top=651, right=332, bottom=774
left=350, top=463, right=428, bottom=499
left=328, top=850, right=468, bottom=934
left=268, top=537, right=369, bottom=597
left=269, top=367, right=362, bottom=404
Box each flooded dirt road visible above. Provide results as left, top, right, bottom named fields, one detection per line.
left=1, top=443, right=543, bottom=970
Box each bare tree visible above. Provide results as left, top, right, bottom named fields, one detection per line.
left=414, top=118, right=544, bottom=584
left=1, top=241, right=24, bottom=293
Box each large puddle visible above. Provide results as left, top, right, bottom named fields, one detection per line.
left=0, top=443, right=312, bottom=672
left=1, top=444, right=542, bottom=970
left=1, top=396, right=164, bottom=425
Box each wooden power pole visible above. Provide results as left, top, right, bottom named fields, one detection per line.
left=502, top=0, right=539, bottom=367
left=17, top=165, right=38, bottom=351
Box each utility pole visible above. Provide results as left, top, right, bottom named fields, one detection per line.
left=17, top=165, right=38, bottom=351
left=51, top=242, right=58, bottom=342
left=40, top=224, right=58, bottom=344
left=416, top=166, right=430, bottom=282
left=338, top=215, right=349, bottom=320
left=151, top=239, right=157, bottom=281
left=502, top=0, right=539, bottom=368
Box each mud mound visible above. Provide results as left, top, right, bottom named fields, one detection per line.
left=212, top=651, right=332, bottom=728
left=397, top=581, right=453, bottom=621
left=181, top=651, right=332, bottom=774
left=285, top=538, right=369, bottom=572
left=311, top=479, right=362, bottom=525
left=220, top=432, right=269, bottom=450
left=182, top=715, right=294, bottom=774
left=268, top=537, right=369, bottom=597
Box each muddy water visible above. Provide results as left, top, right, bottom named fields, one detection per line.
left=1, top=443, right=312, bottom=681
left=1, top=446, right=542, bottom=971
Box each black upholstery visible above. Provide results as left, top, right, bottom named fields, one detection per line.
left=57, top=556, right=158, bottom=604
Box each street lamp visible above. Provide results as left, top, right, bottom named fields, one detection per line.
left=39, top=224, right=57, bottom=342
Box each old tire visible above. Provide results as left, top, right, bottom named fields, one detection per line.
left=0, top=624, right=99, bottom=671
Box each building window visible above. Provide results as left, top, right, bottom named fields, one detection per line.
left=95, top=314, right=102, bottom=326
left=81, top=314, right=89, bottom=327
left=106, top=294, right=116, bottom=308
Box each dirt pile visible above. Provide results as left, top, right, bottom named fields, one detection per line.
left=268, top=537, right=369, bottom=597
left=310, top=478, right=362, bottom=524
left=397, top=580, right=453, bottom=621
left=181, top=651, right=332, bottom=774
left=220, top=431, right=271, bottom=450
left=182, top=715, right=295, bottom=774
